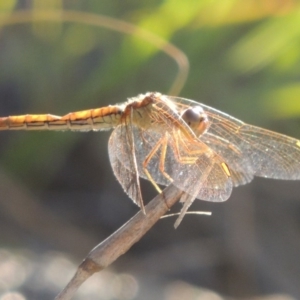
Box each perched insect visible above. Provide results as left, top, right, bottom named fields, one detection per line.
left=1, top=92, right=299, bottom=227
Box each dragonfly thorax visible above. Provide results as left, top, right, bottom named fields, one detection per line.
left=181, top=106, right=209, bottom=137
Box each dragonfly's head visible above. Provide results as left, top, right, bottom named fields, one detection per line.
left=180, top=106, right=209, bottom=137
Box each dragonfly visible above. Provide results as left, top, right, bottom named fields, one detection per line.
left=1, top=92, right=300, bottom=227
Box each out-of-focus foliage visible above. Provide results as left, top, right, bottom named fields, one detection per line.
left=0, top=0, right=17, bottom=12
left=0, top=1, right=300, bottom=300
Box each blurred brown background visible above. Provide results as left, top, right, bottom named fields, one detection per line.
left=0, top=1, right=300, bottom=300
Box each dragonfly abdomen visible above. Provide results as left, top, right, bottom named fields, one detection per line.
left=0, top=105, right=123, bottom=131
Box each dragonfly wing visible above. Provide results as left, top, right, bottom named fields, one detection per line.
left=133, top=126, right=233, bottom=202
left=110, top=123, right=233, bottom=205
left=171, top=147, right=233, bottom=202
left=109, top=125, right=144, bottom=209
left=202, top=132, right=255, bottom=186
left=204, top=112, right=300, bottom=180
left=238, top=125, right=300, bottom=179
left=169, top=96, right=300, bottom=181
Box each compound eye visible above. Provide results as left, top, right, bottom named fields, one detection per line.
left=181, top=106, right=209, bottom=136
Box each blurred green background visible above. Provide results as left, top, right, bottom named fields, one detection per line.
left=0, top=1, right=300, bottom=300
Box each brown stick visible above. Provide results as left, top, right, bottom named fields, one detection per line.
left=55, top=184, right=183, bottom=300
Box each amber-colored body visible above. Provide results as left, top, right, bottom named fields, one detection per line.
left=1, top=92, right=299, bottom=227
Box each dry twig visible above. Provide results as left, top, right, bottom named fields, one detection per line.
left=55, top=184, right=183, bottom=300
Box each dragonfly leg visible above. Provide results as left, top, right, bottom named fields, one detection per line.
left=143, top=135, right=175, bottom=193
left=172, top=132, right=199, bottom=164
left=158, top=137, right=174, bottom=183
left=143, top=138, right=164, bottom=193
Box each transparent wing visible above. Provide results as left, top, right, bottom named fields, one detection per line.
left=109, top=125, right=144, bottom=209
left=110, top=125, right=232, bottom=203
left=237, top=125, right=300, bottom=179
left=202, top=133, right=254, bottom=186
left=169, top=96, right=300, bottom=181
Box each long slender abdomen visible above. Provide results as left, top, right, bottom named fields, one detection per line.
left=0, top=105, right=123, bottom=131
